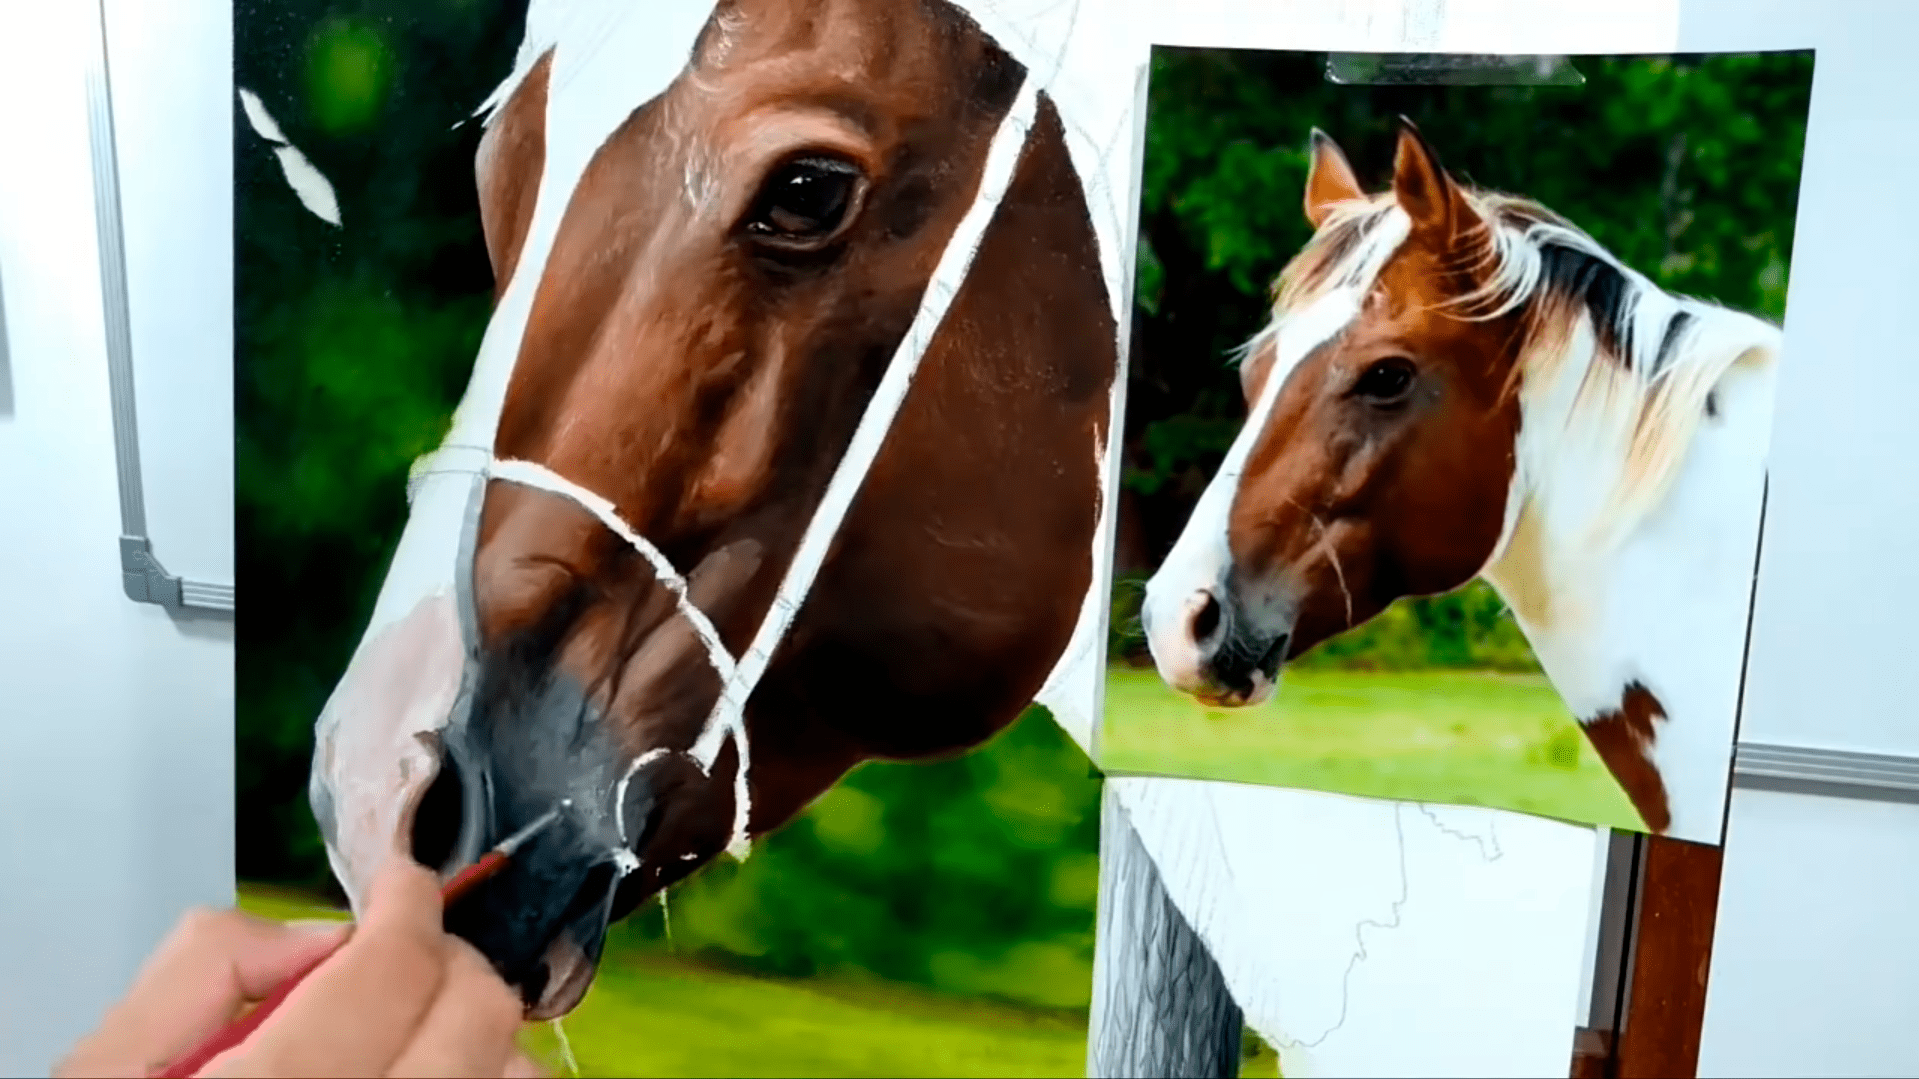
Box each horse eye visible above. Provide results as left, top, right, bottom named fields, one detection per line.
left=744, top=156, right=862, bottom=246
left=1353, top=358, right=1416, bottom=404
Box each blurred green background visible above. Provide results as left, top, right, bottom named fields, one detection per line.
left=1102, top=46, right=1811, bottom=834
left=234, top=3, right=1810, bottom=1072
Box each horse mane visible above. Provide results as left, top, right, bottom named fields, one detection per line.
left=1257, top=185, right=1779, bottom=538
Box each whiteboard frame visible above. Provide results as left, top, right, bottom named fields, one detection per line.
left=1733, top=742, right=1919, bottom=803
left=82, top=0, right=233, bottom=614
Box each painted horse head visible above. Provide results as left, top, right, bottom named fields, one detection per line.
left=309, top=0, right=1115, bottom=1017
left=1142, top=120, right=1778, bottom=842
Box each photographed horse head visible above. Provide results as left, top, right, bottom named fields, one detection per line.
left=309, top=0, right=1115, bottom=1019
left=1144, top=122, right=1522, bottom=707
left=1142, top=119, right=1778, bottom=841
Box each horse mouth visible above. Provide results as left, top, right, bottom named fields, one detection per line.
left=527, top=932, right=603, bottom=1020
left=1192, top=632, right=1288, bottom=709
left=437, top=841, right=624, bottom=1019
left=423, top=707, right=662, bottom=1021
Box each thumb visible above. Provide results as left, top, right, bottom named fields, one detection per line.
left=505, top=1051, right=549, bottom=1078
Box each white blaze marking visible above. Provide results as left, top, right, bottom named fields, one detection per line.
left=1141, top=285, right=1369, bottom=682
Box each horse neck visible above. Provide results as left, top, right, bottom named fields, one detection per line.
left=1479, top=307, right=1779, bottom=840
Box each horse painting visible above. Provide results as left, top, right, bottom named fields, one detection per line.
left=306, top=0, right=1121, bottom=1018
left=1141, top=120, right=1779, bottom=845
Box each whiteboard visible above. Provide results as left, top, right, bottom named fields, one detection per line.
left=105, top=0, right=233, bottom=591
left=1683, top=0, right=1919, bottom=759
left=1701, top=790, right=1919, bottom=1077
left=83, top=0, right=233, bottom=610
left=1677, top=1, right=1919, bottom=1074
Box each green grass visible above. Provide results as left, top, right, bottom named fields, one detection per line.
left=517, top=950, right=1090, bottom=1078
left=238, top=882, right=354, bottom=923
left=234, top=886, right=1202, bottom=1078
left=231, top=669, right=1616, bottom=1077
left=1098, top=667, right=1645, bottom=832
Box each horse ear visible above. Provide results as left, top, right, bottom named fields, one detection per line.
left=1390, top=117, right=1463, bottom=239
left=475, top=49, right=553, bottom=301
left=1304, top=128, right=1364, bottom=228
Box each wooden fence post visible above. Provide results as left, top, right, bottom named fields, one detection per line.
left=1088, top=784, right=1244, bottom=1079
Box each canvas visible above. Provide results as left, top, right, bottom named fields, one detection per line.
left=234, top=1, right=1152, bottom=1073
left=1097, top=45, right=1813, bottom=847
left=234, top=1, right=1822, bottom=1075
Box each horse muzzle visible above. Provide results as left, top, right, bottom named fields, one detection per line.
left=1143, top=572, right=1292, bottom=709
left=417, top=658, right=665, bottom=1018
left=435, top=788, right=627, bottom=1019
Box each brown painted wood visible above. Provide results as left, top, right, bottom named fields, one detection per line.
left=1612, top=835, right=1726, bottom=1079
left=1570, top=1027, right=1614, bottom=1079
left=1575, top=457, right=1761, bottom=1079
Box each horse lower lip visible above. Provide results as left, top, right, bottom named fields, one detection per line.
left=518, top=885, right=616, bottom=1016
left=526, top=935, right=600, bottom=1020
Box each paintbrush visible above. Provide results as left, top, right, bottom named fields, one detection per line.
left=154, top=805, right=567, bottom=1079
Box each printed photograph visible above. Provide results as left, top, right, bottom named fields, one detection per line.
left=1098, top=45, right=1814, bottom=845
left=233, top=2, right=1162, bottom=1076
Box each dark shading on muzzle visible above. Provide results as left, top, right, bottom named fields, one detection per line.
left=1205, top=573, right=1291, bottom=698
left=412, top=642, right=658, bottom=1009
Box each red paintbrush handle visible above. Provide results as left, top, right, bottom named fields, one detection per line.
left=152, top=942, right=341, bottom=1078
left=441, top=850, right=508, bottom=907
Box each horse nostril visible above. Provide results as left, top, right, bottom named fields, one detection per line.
left=1190, top=590, right=1223, bottom=649
left=410, top=752, right=464, bottom=873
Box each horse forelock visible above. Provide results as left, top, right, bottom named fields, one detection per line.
left=1270, top=195, right=1403, bottom=321
left=1229, top=195, right=1406, bottom=386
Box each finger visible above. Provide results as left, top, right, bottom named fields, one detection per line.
left=358, top=852, right=448, bottom=938
left=385, top=939, right=526, bottom=1078
left=56, top=908, right=346, bottom=1077
left=219, top=857, right=449, bottom=1077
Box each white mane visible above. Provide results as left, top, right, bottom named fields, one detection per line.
left=1250, top=187, right=1781, bottom=555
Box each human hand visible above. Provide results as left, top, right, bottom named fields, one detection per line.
left=55, top=857, right=544, bottom=1078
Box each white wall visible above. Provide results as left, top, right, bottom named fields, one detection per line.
left=0, top=0, right=233, bottom=1073
left=1701, top=791, right=1919, bottom=1078
left=1675, top=1, right=1919, bottom=1076
left=1680, top=0, right=1919, bottom=759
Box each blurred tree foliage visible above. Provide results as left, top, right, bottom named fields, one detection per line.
left=235, top=3, right=1810, bottom=1011
left=613, top=707, right=1104, bottom=1011
left=236, top=0, right=526, bottom=886
left=1113, top=47, right=1812, bottom=668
